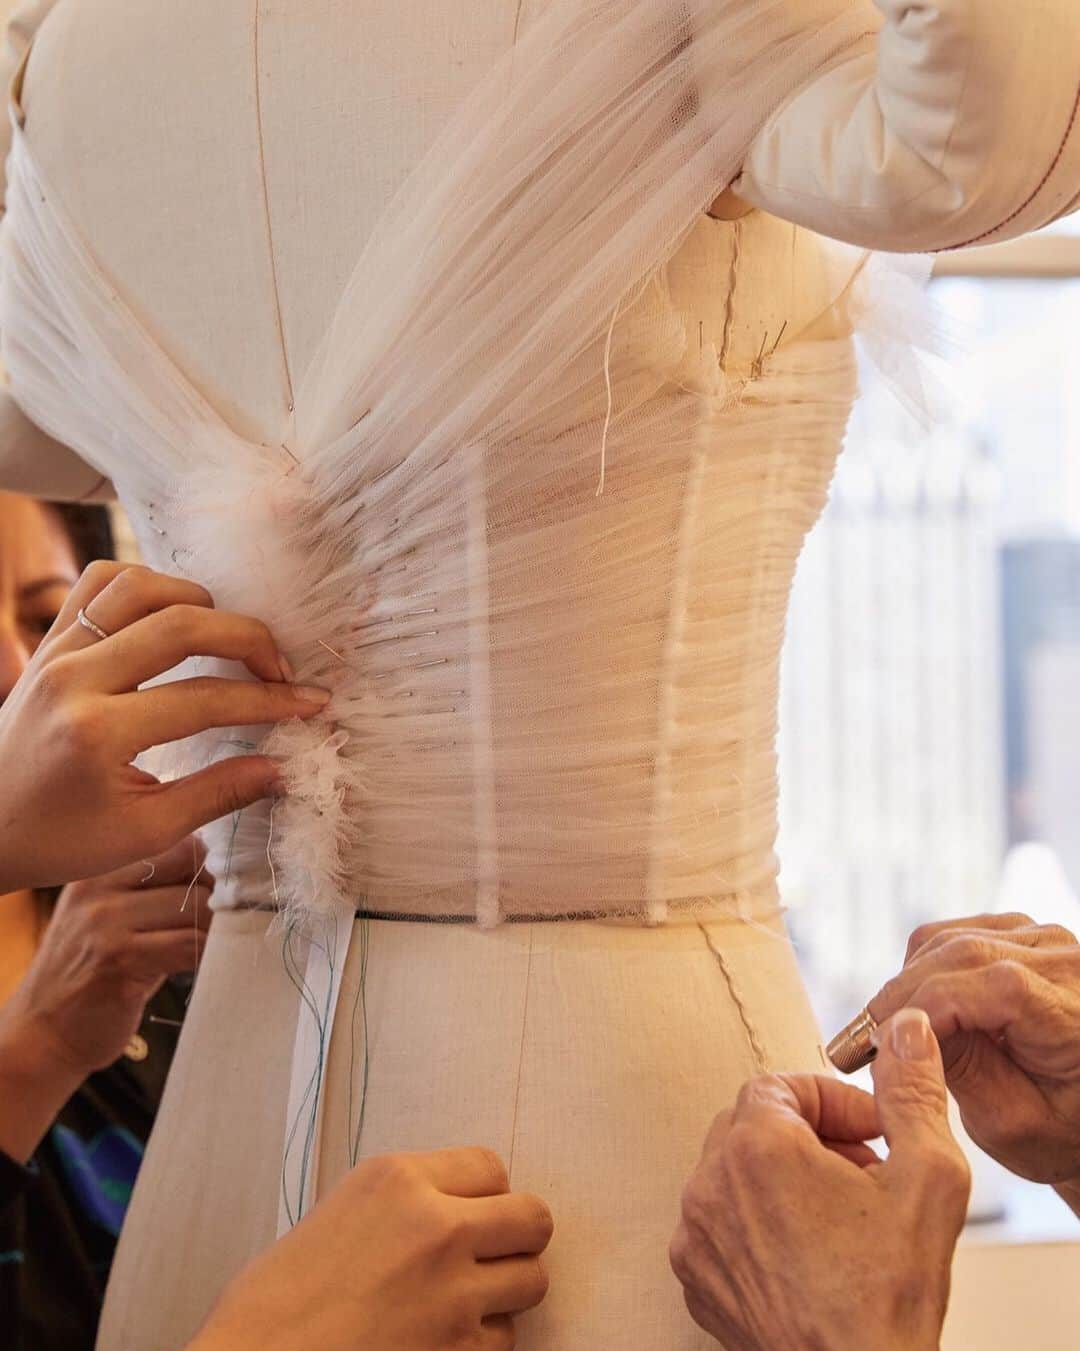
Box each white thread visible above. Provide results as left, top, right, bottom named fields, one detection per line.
left=596, top=301, right=621, bottom=498
left=267, top=799, right=281, bottom=908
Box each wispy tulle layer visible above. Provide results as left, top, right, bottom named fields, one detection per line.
left=1, top=0, right=924, bottom=926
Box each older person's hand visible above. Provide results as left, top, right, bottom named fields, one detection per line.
left=868, top=912, right=1080, bottom=1212
left=190, top=1148, right=553, bottom=1351
left=0, top=561, right=330, bottom=894
left=0, top=836, right=211, bottom=1165
left=670, top=1008, right=970, bottom=1350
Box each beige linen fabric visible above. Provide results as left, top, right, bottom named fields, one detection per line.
left=99, top=910, right=827, bottom=1350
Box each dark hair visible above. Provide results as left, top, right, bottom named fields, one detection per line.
left=48, top=503, right=116, bottom=568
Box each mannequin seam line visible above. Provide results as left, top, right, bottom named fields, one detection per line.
left=696, top=922, right=769, bottom=1074
left=506, top=925, right=534, bottom=1181
left=947, top=76, right=1080, bottom=249
left=252, top=0, right=297, bottom=418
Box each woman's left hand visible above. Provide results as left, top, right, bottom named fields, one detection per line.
left=0, top=561, right=331, bottom=894
left=0, top=836, right=210, bottom=1163
left=670, top=1009, right=970, bottom=1351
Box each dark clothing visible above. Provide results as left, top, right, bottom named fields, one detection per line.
left=0, top=983, right=185, bottom=1351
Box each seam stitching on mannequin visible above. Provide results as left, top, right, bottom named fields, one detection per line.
left=466, top=447, right=500, bottom=925
left=253, top=0, right=297, bottom=418
left=646, top=435, right=706, bottom=925
left=507, top=926, right=535, bottom=1180
left=697, top=922, right=769, bottom=1074
left=716, top=219, right=740, bottom=373
left=948, top=78, right=1080, bottom=249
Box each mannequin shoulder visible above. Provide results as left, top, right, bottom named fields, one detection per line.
left=735, top=0, right=1080, bottom=252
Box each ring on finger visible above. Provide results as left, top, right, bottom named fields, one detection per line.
left=76, top=607, right=111, bottom=642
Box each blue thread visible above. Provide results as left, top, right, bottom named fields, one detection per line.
left=280, top=917, right=336, bottom=1227
left=347, top=916, right=371, bottom=1166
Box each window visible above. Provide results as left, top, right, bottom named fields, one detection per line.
left=779, top=217, right=1080, bottom=1236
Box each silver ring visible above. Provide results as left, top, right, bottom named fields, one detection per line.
left=76, top=607, right=110, bottom=642
left=827, top=1007, right=879, bottom=1075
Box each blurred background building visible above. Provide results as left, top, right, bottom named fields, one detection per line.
left=778, top=219, right=1080, bottom=1032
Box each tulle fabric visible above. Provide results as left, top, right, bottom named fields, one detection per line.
left=1, top=0, right=887, bottom=926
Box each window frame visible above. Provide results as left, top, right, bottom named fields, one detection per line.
left=934, top=233, right=1080, bottom=280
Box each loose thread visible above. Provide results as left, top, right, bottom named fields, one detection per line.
left=347, top=916, right=372, bottom=1167
left=180, top=845, right=207, bottom=914
left=224, top=809, right=244, bottom=886
left=596, top=300, right=621, bottom=498
left=596, top=273, right=656, bottom=496
left=267, top=799, right=281, bottom=908
left=280, top=919, right=331, bottom=1227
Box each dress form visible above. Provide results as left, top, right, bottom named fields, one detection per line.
left=17, top=8, right=845, bottom=1348
left=22, top=0, right=843, bottom=433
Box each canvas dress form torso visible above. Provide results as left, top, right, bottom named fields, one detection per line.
left=3, top=2, right=1079, bottom=1348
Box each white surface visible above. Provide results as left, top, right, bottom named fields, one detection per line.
left=946, top=1238, right=1080, bottom=1350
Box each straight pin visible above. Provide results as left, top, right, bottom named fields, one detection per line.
left=371, top=457, right=407, bottom=486
left=353, top=629, right=438, bottom=652
left=373, top=657, right=450, bottom=680
left=318, top=638, right=348, bottom=663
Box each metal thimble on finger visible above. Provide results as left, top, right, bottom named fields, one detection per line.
left=827, top=1007, right=879, bottom=1075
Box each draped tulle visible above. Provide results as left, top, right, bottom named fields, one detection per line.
left=0, top=0, right=915, bottom=927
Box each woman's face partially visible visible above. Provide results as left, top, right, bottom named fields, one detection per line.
left=0, top=491, right=79, bottom=701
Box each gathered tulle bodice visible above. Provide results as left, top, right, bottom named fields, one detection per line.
left=0, top=0, right=879, bottom=926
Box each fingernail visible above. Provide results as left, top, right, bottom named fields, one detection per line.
left=890, top=1009, right=934, bottom=1062
left=278, top=652, right=295, bottom=682
left=293, top=685, right=332, bottom=706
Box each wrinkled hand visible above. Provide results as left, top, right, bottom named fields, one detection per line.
left=0, top=561, right=330, bottom=894
left=192, top=1148, right=554, bottom=1351
left=870, top=913, right=1080, bottom=1192
left=670, top=1009, right=970, bottom=1351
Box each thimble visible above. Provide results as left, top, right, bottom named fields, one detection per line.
left=826, top=1007, right=879, bottom=1075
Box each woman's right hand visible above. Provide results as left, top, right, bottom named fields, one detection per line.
left=0, top=561, right=330, bottom=893
left=868, top=913, right=1080, bottom=1206
left=191, top=1148, right=554, bottom=1351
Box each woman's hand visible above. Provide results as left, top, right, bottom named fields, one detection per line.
left=0, top=561, right=329, bottom=893
left=0, top=836, right=211, bottom=1164
left=670, top=1010, right=970, bottom=1351
left=869, top=913, right=1080, bottom=1205
left=191, top=1148, right=554, bottom=1351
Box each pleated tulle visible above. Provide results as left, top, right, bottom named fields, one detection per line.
left=0, top=0, right=925, bottom=926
